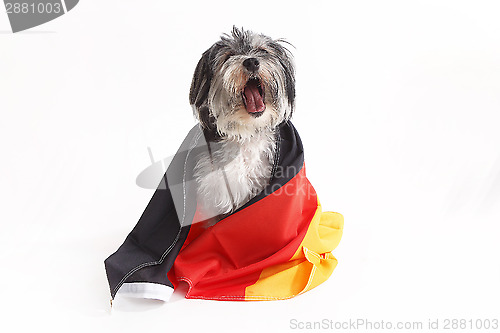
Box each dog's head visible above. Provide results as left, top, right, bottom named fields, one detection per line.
left=189, top=27, right=295, bottom=140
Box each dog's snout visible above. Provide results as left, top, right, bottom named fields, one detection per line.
left=243, top=58, right=260, bottom=72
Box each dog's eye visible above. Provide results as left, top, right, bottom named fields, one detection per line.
left=258, top=48, right=269, bottom=54
left=224, top=52, right=235, bottom=62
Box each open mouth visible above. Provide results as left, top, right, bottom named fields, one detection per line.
left=242, top=77, right=266, bottom=116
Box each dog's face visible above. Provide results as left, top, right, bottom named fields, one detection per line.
left=190, top=27, right=295, bottom=140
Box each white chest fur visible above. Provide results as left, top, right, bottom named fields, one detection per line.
left=193, top=130, right=276, bottom=219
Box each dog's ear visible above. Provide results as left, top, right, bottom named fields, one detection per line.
left=279, top=56, right=295, bottom=120
left=269, top=40, right=296, bottom=119
left=189, top=44, right=222, bottom=132
left=189, top=49, right=212, bottom=109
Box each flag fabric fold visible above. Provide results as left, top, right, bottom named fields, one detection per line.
left=104, top=121, right=343, bottom=301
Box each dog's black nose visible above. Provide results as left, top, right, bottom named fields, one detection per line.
left=243, top=58, right=260, bottom=72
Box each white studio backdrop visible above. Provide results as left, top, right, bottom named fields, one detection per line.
left=1, top=1, right=499, bottom=332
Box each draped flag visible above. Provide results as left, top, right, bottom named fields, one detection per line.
left=104, top=121, right=343, bottom=302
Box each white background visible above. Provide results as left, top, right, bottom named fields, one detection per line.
left=1, top=1, right=499, bottom=332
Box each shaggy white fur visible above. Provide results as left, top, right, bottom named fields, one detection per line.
left=193, top=128, right=276, bottom=221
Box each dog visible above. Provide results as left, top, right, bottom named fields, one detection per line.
left=104, top=29, right=344, bottom=301
left=189, top=27, right=296, bottom=223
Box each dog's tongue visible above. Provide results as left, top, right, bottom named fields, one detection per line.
left=244, top=82, right=265, bottom=113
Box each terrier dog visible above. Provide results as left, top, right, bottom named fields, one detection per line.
left=190, top=27, right=296, bottom=222
left=104, top=29, right=343, bottom=302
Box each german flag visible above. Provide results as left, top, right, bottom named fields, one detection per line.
left=105, top=122, right=343, bottom=302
